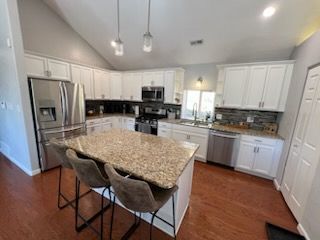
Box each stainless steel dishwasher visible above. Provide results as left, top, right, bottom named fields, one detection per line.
left=206, top=130, right=240, bottom=167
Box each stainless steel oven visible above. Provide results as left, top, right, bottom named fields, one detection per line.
left=142, top=86, right=164, bottom=102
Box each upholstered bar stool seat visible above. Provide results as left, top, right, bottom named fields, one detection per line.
left=104, top=164, right=178, bottom=240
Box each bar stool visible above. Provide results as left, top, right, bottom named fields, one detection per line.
left=104, top=164, right=178, bottom=240
left=50, top=141, right=91, bottom=209
left=66, top=149, right=112, bottom=240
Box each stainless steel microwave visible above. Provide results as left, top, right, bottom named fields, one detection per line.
left=142, top=86, right=164, bottom=102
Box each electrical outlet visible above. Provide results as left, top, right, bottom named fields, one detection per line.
left=216, top=114, right=222, bottom=120
left=247, top=116, right=254, bottom=123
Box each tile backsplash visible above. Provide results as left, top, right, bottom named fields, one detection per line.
left=214, top=108, right=279, bottom=130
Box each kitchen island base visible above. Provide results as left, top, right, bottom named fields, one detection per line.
left=94, top=157, right=195, bottom=237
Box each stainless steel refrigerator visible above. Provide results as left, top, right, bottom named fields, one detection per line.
left=29, top=78, right=86, bottom=171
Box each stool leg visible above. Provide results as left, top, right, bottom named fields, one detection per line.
left=57, top=166, right=62, bottom=209
left=109, top=195, right=116, bottom=240
left=75, top=177, right=80, bottom=231
left=172, top=194, right=176, bottom=240
left=149, top=212, right=157, bottom=240
left=100, top=187, right=108, bottom=240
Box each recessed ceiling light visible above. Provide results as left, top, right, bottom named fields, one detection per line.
left=263, top=6, right=276, bottom=18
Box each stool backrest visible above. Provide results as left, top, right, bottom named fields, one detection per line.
left=66, top=149, right=109, bottom=188
left=50, top=140, right=72, bottom=169
left=104, top=164, right=157, bottom=212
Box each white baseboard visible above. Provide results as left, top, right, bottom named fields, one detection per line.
left=0, top=143, right=40, bottom=176
left=273, top=178, right=281, bottom=191
left=297, top=223, right=311, bottom=240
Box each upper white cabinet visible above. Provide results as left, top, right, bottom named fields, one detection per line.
left=164, top=70, right=184, bottom=104
left=94, top=69, right=110, bottom=99
left=122, top=72, right=142, bottom=101
left=235, top=135, right=283, bottom=178
left=25, top=54, right=70, bottom=81
left=222, top=67, right=249, bottom=108
left=110, top=72, right=123, bottom=100
left=142, top=71, right=164, bottom=86
left=218, top=61, right=294, bottom=112
left=71, top=64, right=94, bottom=99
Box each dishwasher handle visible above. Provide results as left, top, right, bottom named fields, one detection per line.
left=210, top=130, right=239, bottom=139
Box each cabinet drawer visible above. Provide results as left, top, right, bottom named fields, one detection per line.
left=86, top=119, right=101, bottom=125
left=241, top=135, right=278, bottom=146
left=172, top=124, right=209, bottom=135
left=158, top=122, right=172, bottom=129
left=100, top=117, right=112, bottom=123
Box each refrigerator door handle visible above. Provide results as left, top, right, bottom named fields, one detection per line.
left=62, top=82, right=69, bottom=125
left=44, top=126, right=83, bottom=135
left=59, top=82, right=67, bottom=125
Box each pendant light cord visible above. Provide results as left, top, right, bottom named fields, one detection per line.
left=117, top=0, right=120, bottom=39
left=147, top=0, right=151, bottom=33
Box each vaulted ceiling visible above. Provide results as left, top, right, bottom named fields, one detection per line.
left=43, top=0, right=320, bottom=70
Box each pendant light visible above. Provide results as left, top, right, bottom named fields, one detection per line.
left=111, top=0, right=123, bottom=56
left=143, top=0, right=153, bottom=52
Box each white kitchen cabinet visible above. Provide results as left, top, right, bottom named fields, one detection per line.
left=94, top=69, right=110, bottom=99
left=262, top=65, right=287, bottom=110
left=164, top=70, right=184, bottom=104
left=47, top=59, right=70, bottom=81
left=71, top=64, right=94, bottom=99
left=111, top=116, right=123, bottom=129
left=122, top=73, right=142, bottom=101
left=171, top=124, right=209, bottom=162
left=110, top=72, right=123, bottom=100
left=235, top=135, right=283, bottom=178
left=222, top=67, right=249, bottom=108
left=122, top=117, right=135, bottom=131
left=25, top=54, right=70, bottom=81
left=101, top=122, right=112, bottom=131
left=218, top=61, right=294, bottom=112
left=142, top=71, right=164, bottom=86
left=158, top=122, right=172, bottom=138
left=25, top=54, right=47, bottom=78
left=244, top=65, right=268, bottom=109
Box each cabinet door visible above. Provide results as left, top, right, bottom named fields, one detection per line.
left=252, top=144, right=275, bottom=176
left=94, top=70, right=110, bottom=99
left=142, top=72, right=153, bottom=86
left=132, top=73, right=142, bottom=101
left=101, top=123, right=112, bottom=132
left=112, top=117, right=122, bottom=129
left=158, top=127, right=172, bottom=138
left=164, top=71, right=175, bottom=103
left=244, top=66, right=267, bottom=109
left=153, top=71, right=164, bottom=86
left=189, top=133, right=208, bottom=160
left=172, top=130, right=188, bottom=142
left=25, top=54, right=47, bottom=77
left=81, top=67, right=94, bottom=99
left=261, top=65, right=287, bottom=110
left=222, top=67, right=248, bottom=108
left=71, top=65, right=82, bottom=85
left=47, top=59, right=70, bottom=81
left=87, top=125, right=101, bottom=135
left=236, top=141, right=256, bottom=170
left=110, top=73, right=122, bottom=100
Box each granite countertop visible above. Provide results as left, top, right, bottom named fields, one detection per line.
left=63, top=129, right=199, bottom=189
left=86, top=113, right=136, bottom=121
left=159, top=119, right=283, bottom=140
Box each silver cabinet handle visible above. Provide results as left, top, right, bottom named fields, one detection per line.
left=293, top=144, right=298, bottom=148
left=222, top=100, right=225, bottom=105
left=254, top=147, right=256, bottom=153
left=259, top=102, right=261, bottom=108
left=254, top=139, right=262, bottom=142
left=262, top=102, right=265, bottom=107
left=257, top=147, right=260, bottom=153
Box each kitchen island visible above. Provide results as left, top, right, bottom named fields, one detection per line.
left=63, top=129, right=199, bottom=236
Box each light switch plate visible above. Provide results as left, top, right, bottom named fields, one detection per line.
left=247, top=116, right=254, bottom=123
left=216, top=114, right=222, bottom=120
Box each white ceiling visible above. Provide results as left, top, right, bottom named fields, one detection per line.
left=43, top=0, right=320, bottom=70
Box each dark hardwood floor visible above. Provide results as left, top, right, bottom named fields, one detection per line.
left=0, top=154, right=297, bottom=240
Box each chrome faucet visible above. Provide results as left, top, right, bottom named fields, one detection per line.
left=192, top=103, right=198, bottom=123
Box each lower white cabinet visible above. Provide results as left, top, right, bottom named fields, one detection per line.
left=235, top=135, right=283, bottom=178
left=86, top=116, right=135, bottom=134
left=157, top=122, right=209, bottom=162
left=121, top=117, right=135, bottom=131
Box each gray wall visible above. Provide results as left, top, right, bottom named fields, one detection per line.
left=0, top=0, right=39, bottom=174
left=183, top=63, right=218, bottom=91
left=17, top=0, right=114, bottom=69
left=276, top=30, right=320, bottom=183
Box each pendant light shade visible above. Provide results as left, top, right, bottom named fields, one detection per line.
left=115, top=38, right=124, bottom=56
left=143, top=32, right=153, bottom=52
left=143, top=0, right=152, bottom=52
left=111, top=0, right=124, bottom=56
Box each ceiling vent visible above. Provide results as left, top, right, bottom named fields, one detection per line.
left=190, top=39, right=203, bottom=46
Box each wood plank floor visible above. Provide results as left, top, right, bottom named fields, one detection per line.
left=0, top=154, right=297, bottom=240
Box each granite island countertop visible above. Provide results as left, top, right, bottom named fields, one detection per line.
left=63, top=129, right=199, bottom=189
